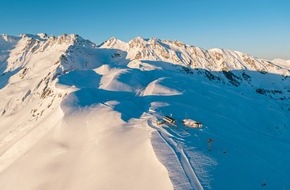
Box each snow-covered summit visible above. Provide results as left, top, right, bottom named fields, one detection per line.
left=0, top=34, right=20, bottom=43
left=100, top=37, right=128, bottom=50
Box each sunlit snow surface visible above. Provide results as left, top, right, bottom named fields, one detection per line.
left=0, top=34, right=290, bottom=190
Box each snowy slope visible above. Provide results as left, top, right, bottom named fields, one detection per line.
left=0, top=34, right=290, bottom=190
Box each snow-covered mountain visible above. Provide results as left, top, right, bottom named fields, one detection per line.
left=0, top=34, right=289, bottom=190
left=101, top=36, right=289, bottom=74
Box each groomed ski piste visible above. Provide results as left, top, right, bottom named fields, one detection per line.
left=0, top=34, right=290, bottom=190
left=148, top=117, right=204, bottom=190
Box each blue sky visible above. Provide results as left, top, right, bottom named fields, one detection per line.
left=1, top=0, right=289, bottom=59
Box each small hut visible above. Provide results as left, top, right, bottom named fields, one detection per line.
left=182, top=119, right=202, bottom=128
left=162, top=116, right=176, bottom=125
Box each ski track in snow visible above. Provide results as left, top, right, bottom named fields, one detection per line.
left=148, top=119, right=204, bottom=190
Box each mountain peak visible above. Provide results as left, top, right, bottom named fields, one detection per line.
left=19, top=34, right=48, bottom=41
left=100, top=37, right=128, bottom=49
left=131, top=36, right=149, bottom=42
left=37, top=33, right=48, bottom=39
left=0, top=34, right=20, bottom=43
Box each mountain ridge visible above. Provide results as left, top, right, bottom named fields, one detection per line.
left=2, top=33, right=289, bottom=72
left=101, top=36, right=290, bottom=75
